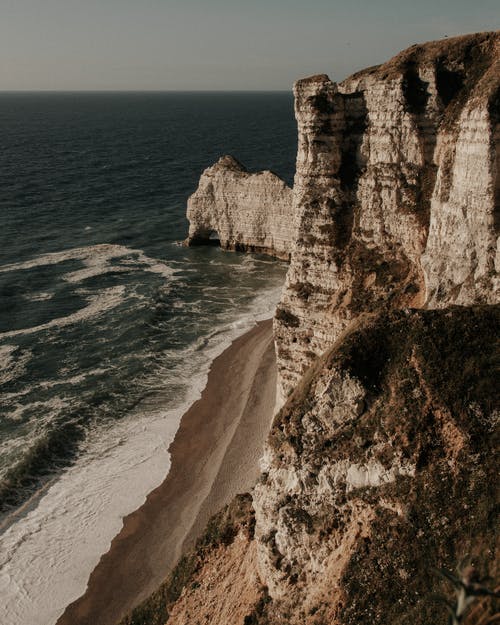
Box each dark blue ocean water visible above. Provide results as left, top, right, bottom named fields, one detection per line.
left=0, top=92, right=296, bottom=512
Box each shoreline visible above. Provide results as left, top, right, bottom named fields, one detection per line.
left=56, top=318, right=277, bottom=625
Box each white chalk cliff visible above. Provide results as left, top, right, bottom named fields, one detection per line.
left=185, top=155, right=294, bottom=260
left=274, top=32, right=499, bottom=404
left=250, top=31, right=500, bottom=625
left=158, top=32, right=500, bottom=625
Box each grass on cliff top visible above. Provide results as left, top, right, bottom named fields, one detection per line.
left=271, top=305, right=499, bottom=451
left=119, top=493, right=255, bottom=625
left=267, top=304, right=499, bottom=625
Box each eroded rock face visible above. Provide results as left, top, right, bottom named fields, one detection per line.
left=275, top=32, right=499, bottom=403
left=254, top=39, right=500, bottom=622
left=185, top=155, right=295, bottom=260
left=166, top=531, right=261, bottom=625
left=151, top=33, right=500, bottom=625
left=254, top=306, right=499, bottom=624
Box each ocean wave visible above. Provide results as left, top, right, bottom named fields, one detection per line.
left=0, top=285, right=126, bottom=339
left=0, top=411, right=82, bottom=513
left=0, top=243, right=175, bottom=284
left=27, top=292, right=53, bottom=302
left=0, top=409, right=179, bottom=625
left=1, top=397, right=70, bottom=429
left=0, top=346, right=32, bottom=387
left=39, top=369, right=108, bottom=389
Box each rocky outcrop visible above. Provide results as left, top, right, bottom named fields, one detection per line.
left=122, top=33, right=499, bottom=625
left=185, top=155, right=295, bottom=260
left=253, top=305, right=499, bottom=624
left=125, top=307, right=499, bottom=625
left=275, top=32, right=499, bottom=403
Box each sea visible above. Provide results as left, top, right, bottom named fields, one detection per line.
left=0, top=92, right=296, bottom=625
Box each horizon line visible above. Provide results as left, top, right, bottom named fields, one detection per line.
left=0, top=89, right=293, bottom=94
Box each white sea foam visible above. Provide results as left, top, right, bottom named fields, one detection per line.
left=0, top=345, right=19, bottom=371
left=28, top=292, right=54, bottom=302
left=39, top=369, right=108, bottom=390
left=0, top=243, right=175, bottom=284
left=1, top=396, right=70, bottom=429
left=0, top=368, right=107, bottom=411
left=0, top=412, right=178, bottom=625
left=0, top=283, right=283, bottom=625
left=0, top=286, right=127, bottom=339
left=0, top=244, right=176, bottom=339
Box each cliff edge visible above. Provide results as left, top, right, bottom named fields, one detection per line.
left=254, top=305, right=499, bottom=624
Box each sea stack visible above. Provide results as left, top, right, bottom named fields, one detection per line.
left=185, top=155, right=295, bottom=260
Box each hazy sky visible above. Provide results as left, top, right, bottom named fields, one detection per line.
left=1, top=0, right=498, bottom=90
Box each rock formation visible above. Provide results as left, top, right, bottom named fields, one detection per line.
left=275, top=31, right=499, bottom=404
left=185, top=155, right=295, bottom=260
left=253, top=305, right=499, bottom=624
left=123, top=32, right=499, bottom=625
left=253, top=36, right=499, bottom=621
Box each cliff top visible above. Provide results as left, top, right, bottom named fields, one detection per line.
left=296, top=31, right=499, bottom=103
left=204, top=154, right=290, bottom=187
left=348, top=30, right=499, bottom=81
left=211, top=154, right=247, bottom=172
left=295, top=73, right=331, bottom=85
left=294, top=31, right=499, bottom=135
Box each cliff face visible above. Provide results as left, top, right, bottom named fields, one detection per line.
left=185, top=155, right=294, bottom=260
left=253, top=305, right=499, bottom=624
left=252, top=35, right=499, bottom=622
left=275, top=32, right=499, bottom=403
left=123, top=33, right=500, bottom=625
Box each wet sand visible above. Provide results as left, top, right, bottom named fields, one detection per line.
left=56, top=319, right=276, bottom=625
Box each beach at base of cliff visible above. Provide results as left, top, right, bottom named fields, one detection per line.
left=56, top=318, right=277, bottom=625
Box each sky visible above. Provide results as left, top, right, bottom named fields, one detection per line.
left=0, top=0, right=498, bottom=91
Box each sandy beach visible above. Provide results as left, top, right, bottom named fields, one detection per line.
left=56, top=318, right=276, bottom=625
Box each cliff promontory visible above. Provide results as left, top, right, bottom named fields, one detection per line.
left=253, top=305, right=499, bottom=624
left=185, top=155, right=294, bottom=260
left=123, top=31, right=499, bottom=625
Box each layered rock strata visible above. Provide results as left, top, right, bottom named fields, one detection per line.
left=275, top=31, right=499, bottom=403
left=185, top=155, right=294, bottom=260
